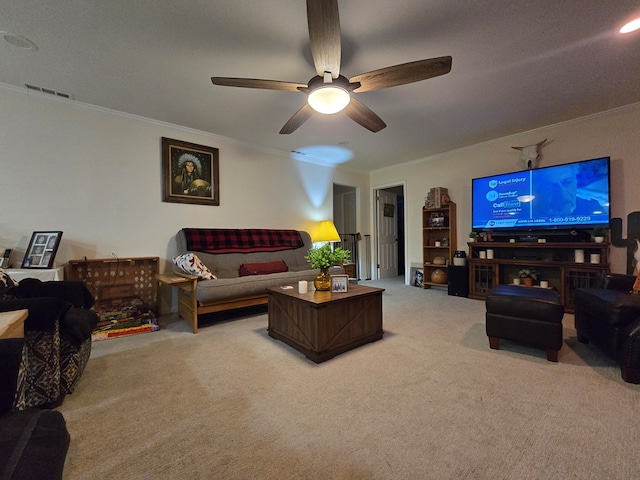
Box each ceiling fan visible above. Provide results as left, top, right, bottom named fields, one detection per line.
left=211, top=0, right=452, bottom=134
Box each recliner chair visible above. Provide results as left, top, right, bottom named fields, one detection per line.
left=574, top=273, right=640, bottom=384
left=0, top=277, right=98, bottom=407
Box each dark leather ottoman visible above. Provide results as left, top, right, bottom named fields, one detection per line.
left=485, top=285, right=565, bottom=362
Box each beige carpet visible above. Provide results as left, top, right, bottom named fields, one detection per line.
left=58, top=278, right=640, bottom=479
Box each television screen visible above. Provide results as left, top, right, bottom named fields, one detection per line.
left=471, top=157, right=610, bottom=231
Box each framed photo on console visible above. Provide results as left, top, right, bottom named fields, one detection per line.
left=22, top=231, right=63, bottom=268
left=162, top=137, right=220, bottom=206
left=331, top=274, right=349, bottom=292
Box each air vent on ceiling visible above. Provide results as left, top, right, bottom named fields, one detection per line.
left=24, top=84, right=73, bottom=100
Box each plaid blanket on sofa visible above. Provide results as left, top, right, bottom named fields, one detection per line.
left=182, top=228, right=304, bottom=254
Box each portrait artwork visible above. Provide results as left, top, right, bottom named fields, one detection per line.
left=162, top=137, right=220, bottom=205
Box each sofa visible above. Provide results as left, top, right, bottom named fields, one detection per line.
left=174, top=228, right=342, bottom=332
left=574, top=273, right=640, bottom=384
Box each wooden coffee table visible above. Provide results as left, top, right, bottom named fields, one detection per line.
left=267, top=284, right=384, bottom=363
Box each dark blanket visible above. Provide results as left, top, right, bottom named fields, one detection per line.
left=1, top=280, right=98, bottom=344
left=182, top=228, right=304, bottom=253
left=12, top=279, right=95, bottom=309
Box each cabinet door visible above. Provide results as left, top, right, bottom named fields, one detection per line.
left=564, top=267, right=606, bottom=308
left=469, top=261, right=496, bottom=296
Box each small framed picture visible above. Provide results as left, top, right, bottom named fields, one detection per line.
left=22, top=231, right=63, bottom=268
left=330, top=274, right=349, bottom=292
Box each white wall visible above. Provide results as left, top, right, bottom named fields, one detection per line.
left=0, top=85, right=370, bottom=310
left=2, top=82, right=638, bottom=294
left=370, top=103, right=640, bottom=276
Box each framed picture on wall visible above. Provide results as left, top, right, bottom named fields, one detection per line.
left=22, top=231, right=63, bottom=268
left=162, top=137, right=220, bottom=206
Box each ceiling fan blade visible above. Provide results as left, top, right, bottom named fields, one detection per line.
left=349, top=56, right=452, bottom=93
left=307, top=0, right=341, bottom=78
left=343, top=98, right=386, bottom=133
left=211, top=77, right=306, bottom=92
left=280, top=104, right=314, bottom=134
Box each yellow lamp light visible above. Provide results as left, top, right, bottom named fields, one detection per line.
left=313, top=220, right=341, bottom=243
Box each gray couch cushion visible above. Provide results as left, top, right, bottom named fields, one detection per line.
left=196, top=269, right=319, bottom=303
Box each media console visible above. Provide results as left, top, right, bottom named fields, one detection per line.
left=467, top=240, right=609, bottom=312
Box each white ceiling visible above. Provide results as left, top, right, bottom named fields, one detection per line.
left=2, top=1, right=640, bottom=172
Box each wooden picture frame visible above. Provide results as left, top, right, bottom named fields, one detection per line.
left=330, top=274, right=349, bottom=292
left=22, top=231, right=63, bottom=268
left=162, top=137, right=219, bottom=206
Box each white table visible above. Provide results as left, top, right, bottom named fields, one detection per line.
left=5, top=266, right=65, bottom=282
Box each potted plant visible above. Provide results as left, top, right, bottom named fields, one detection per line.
left=591, top=227, right=607, bottom=243
left=468, top=231, right=479, bottom=243
left=305, top=244, right=350, bottom=290
left=518, top=267, right=538, bottom=286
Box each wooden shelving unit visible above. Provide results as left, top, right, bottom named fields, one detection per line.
left=467, top=241, right=609, bottom=312
left=422, top=202, right=457, bottom=289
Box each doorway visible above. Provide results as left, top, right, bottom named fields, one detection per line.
left=374, top=184, right=405, bottom=280
left=333, top=183, right=361, bottom=278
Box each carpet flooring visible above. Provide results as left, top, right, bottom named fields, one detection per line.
left=58, top=277, right=640, bottom=479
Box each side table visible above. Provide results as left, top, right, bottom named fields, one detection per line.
left=6, top=267, right=65, bottom=282
left=0, top=309, right=29, bottom=339
left=156, top=273, right=198, bottom=334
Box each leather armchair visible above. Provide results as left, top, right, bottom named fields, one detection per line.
left=0, top=337, right=70, bottom=479
left=574, top=274, right=640, bottom=384
left=0, top=279, right=98, bottom=407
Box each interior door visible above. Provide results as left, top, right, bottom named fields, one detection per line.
left=377, top=189, right=398, bottom=279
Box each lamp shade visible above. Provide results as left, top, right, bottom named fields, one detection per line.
left=314, top=220, right=341, bottom=243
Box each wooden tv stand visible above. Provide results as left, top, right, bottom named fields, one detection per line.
left=467, top=241, right=609, bottom=312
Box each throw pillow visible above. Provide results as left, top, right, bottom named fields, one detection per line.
left=172, top=253, right=217, bottom=280
left=0, top=268, right=18, bottom=295
left=239, top=260, right=288, bottom=276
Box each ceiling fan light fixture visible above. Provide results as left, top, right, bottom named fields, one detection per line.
left=620, top=17, right=640, bottom=33
left=307, top=85, right=350, bottom=114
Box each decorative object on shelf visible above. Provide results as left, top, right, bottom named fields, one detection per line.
left=162, top=137, right=219, bottom=206
left=453, top=251, right=467, bottom=266
left=432, top=256, right=446, bottom=265
left=426, top=187, right=450, bottom=208
left=429, top=212, right=446, bottom=227
left=575, top=249, right=585, bottom=263
left=518, top=267, right=538, bottom=286
left=305, top=243, right=350, bottom=291
left=468, top=231, right=478, bottom=242
left=431, top=268, right=447, bottom=284
left=591, top=226, right=607, bottom=243
left=21, top=231, right=63, bottom=268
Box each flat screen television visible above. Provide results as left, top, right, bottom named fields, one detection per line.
left=471, top=157, right=610, bottom=232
